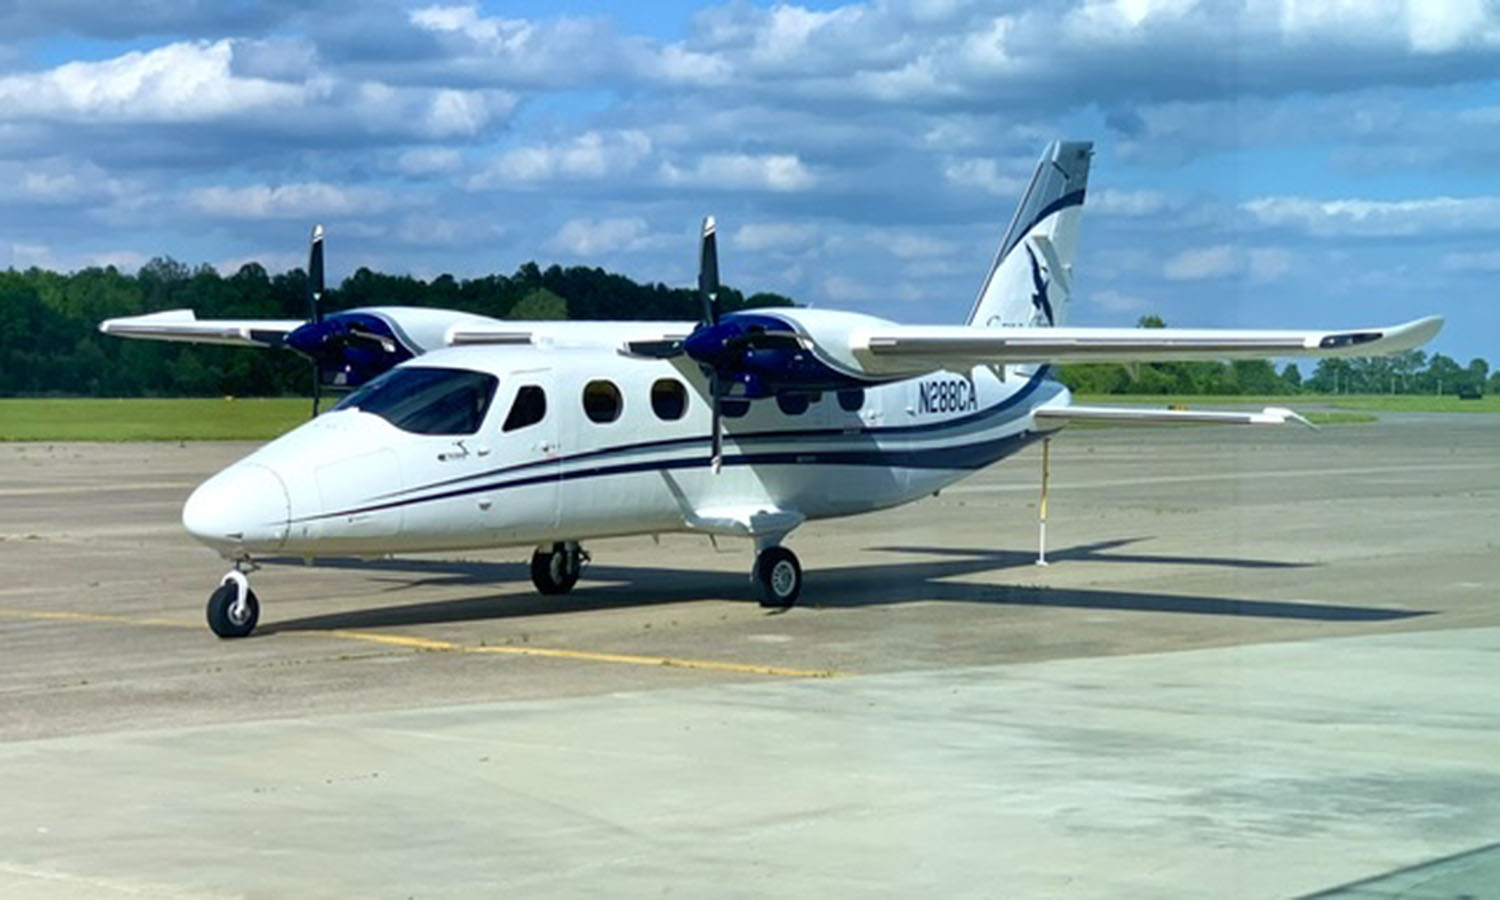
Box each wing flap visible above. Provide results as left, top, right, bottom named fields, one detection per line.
left=852, top=316, right=1442, bottom=373
left=100, top=309, right=304, bottom=348
left=1035, top=404, right=1315, bottom=428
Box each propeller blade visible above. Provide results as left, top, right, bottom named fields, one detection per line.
left=710, top=385, right=723, bottom=474
left=697, top=216, right=719, bottom=326
left=311, top=363, right=321, bottom=417
left=308, top=224, right=325, bottom=324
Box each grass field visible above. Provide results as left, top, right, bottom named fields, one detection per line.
left=0, top=393, right=1491, bottom=441
left=0, top=398, right=309, bottom=441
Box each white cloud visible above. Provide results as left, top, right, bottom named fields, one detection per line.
left=5, top=242, right=148, bottom=272
left=185, top=182, right=395, bottom=220
left=470, top=130, right=652, bottom=188
left=1162, top=244, right=1294, bottom=282
left=1245, top=247, right=1293, bottom=282
left=1088, top=288, right=1149, bottom=313
left=868, top=230, right=958, bottom=259
left=1163, top=244, right=1236, bottom=281
left=1440, top=250, right=1500, bottom=272
left=732, top=222, right=818, bottom=252
left=396, top=148, right=463, bottom=176
left=658, top=153, right=815, bottom=192
left=0, top=39, right=515, bottom=141
left=822, top=274, right=872, bottom=302
left=1243, top=195, right=1500, bottom=237
left=1091, top=188, right=1175, bottom=217
left=544, top=217, right=653, bottom=256
left=942, top=157, right=1026, bottom=196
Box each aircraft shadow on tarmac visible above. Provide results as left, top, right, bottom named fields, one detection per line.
left=258, top=538, right=1427, bottom=635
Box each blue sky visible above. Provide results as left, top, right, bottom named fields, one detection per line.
left=1, top=0, right=1496, bottom=364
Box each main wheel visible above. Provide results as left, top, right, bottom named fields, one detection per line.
left=531, top=542, right=582, bottom=595
left=206, top=582, right=259, bottom=638
left=753, top=546, right=802, bottom=609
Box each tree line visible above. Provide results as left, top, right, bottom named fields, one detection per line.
left=1058, top=316, right=1494, bottom=397
left=0, top=259, right=791, bottom=397
left=0, top=266, right=1489, bottom=398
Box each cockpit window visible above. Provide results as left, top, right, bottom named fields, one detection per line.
left=334, top=367, right=498, bottom=436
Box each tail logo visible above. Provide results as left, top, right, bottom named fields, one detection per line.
left=1025, top=244, right=1055, bottom=326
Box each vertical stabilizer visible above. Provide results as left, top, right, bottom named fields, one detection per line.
left=966, top=141, right=1092, bottom=328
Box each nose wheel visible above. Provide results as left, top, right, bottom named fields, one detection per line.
left=752, top=546, right=802, bottom=609
left=206, top=570, right=259, bottom=638
left=531, top=541, right=588, bottom=595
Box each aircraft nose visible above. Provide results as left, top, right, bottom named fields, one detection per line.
left=182, top=464, right=290, bottom=553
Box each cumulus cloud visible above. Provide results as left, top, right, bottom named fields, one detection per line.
left=942, top=157, right=1026, bottom=196
left=469, top=131, right=652, bottom=188
left=544, top=218, right=655, bottom=256
left=658, top=153, right=816, bottom=192
left=185, top=182, right=396, bottom=220
left=1243, top=195, right=1500, bottom=237
left=732, top=222, right=818, bottom=252
left=1160, top=243, right=1296, bottom=282
left=0, top=39, right=515, bottom=145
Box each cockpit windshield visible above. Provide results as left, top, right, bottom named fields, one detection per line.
left=334, top=366, right=498, bottom=436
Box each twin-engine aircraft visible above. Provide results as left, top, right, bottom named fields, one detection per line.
left=102, top=141, right=1441, bottom=638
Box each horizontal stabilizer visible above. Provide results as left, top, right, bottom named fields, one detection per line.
left=1035, top=404, right=1315, bottom=428
left=99, top=309, right=304, bottom=348
left=852, top=316, right=1443, bottom=374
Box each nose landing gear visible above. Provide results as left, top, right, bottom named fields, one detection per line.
left=206, top=567, right=260, bottom=638
left=531, top=541, right=589, bottom=595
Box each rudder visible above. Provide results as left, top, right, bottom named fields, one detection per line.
left=965, top=141, right=1092, bottom=328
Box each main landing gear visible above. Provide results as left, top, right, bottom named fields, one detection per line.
left=206, top=566, right=259, bottom=639
left=752, top=544, right=802, bottom=610
left=531, top=541, right=589, bottom=595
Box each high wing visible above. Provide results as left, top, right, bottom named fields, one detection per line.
left=100, top=309, right=305, bottom=348
left=848, top=316, right=1443, bottom=375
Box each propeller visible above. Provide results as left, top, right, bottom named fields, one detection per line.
left=307, top=224, right=325, bottom=416
left=623, top=215, right=814, bottom=472
left=697, top=217, right=726, bottom=472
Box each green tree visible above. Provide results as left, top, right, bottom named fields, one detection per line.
left=1279, top=363, right=1303, bottom=392
left=508, top=287, right=568, bottom=320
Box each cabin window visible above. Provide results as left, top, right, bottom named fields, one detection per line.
left=837, top=389, right=865, bottom=412
left=651, top=378, right=688, bottom=421
left=334, top=366, right=497, bottom=436
left=776, top=392, right=810, bottom=416
left=583, top=379, right=623, bottom=423
left=721, top=399, right=750, bottom=419
left=503, top=385, right=547, bottom=432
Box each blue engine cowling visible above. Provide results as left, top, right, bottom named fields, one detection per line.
left=682, top=312, right=876, bottom=398
left=284, top=313, right=415, bottom=389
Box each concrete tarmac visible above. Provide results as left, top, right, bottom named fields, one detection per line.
left=1, top=413, right=1497, bottom=897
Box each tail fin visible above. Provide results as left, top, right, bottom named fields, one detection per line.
left=966, top=140, right=1092, bottom=328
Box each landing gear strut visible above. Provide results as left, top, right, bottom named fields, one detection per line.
left=206, top=567, right=259, bottom=639
left=752, top=545, right=802, bottom=609
left=531, top=541, right=588, bottom=595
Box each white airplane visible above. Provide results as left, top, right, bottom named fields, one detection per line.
left=101, top=141, right=1442, bottom=638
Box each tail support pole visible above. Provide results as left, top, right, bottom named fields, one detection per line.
left=1036, top=438, right=1050, bottom=566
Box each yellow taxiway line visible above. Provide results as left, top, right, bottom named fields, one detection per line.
left=0, top=609, right=844, bottom=679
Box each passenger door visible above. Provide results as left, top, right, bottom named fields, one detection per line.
left=487, top=368, right=560, bottom=543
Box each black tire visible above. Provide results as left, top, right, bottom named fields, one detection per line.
left=531, top=542, right=582, bottom=595
left=206, top=582, right=259, bottom=638
left=753, top=546, right=802, bottom=609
